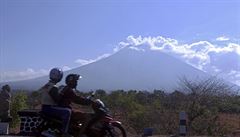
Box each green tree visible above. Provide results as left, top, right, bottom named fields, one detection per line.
left=28, top=90, right=41, bottom=109
left=10, top=91, right=28, bottom=127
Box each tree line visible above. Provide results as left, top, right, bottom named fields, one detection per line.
left=10, top=77, right=240, bottom=136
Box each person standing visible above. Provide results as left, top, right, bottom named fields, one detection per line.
left=0, top=84, right=12, bottom=122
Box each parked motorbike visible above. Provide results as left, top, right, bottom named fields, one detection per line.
left=35, top=92, right=127, bottom=137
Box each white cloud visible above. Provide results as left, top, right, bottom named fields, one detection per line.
left=0, top=68, right=49, bottom=82
left=75, top=59, right=92, bottom=66
left=126, top=35, right=145, bottom=46
left=95, top=54, right=111, bottom=60
left=121, top=36, right=213, bottom=70
left=2, top=35, right=239, bottom=86
left=216, top=36, right=230, bottom=41
left=129, top=46, right=145, bottom=52
left=229, top=43, right=240, bottom=54
left=75, top=53, right=111, bottom=66
left=119, top=35, right=240, bottom=85
left=62, top=66, right=71, bottom=71
left=1, top=53, right=112, bottom=82
left=113, top=41, right=130, bottom=52
left=0, top=66, right=72, bottom=82
left=121, top=35, right=240, bottom=70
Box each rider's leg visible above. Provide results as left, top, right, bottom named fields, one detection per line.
left=53, top=107, right=72, bottom=133
left=42, top=105, right=72, bottom=134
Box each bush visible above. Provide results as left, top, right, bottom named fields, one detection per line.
left=10, top=92, right=28, bottom=128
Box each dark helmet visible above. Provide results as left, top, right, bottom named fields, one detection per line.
left=65, top=74, right=81, bottom=88
left=49, top=68, right=63, bottom=83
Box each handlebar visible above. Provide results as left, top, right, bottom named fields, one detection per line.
left=86, top=91, right=95, bottom=101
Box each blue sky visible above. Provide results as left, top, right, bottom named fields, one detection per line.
left=0, top=0, right=240, bottom=85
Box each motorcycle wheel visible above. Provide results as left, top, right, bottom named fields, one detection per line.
left=105, top=122, right=127, bottom=137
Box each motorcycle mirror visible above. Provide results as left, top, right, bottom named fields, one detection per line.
left=91, top=91, right=95, bottom=97
left=87, top=91, right=95, bottom=99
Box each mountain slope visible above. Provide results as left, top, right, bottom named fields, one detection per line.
left=1, top=48, right=210, bottom=91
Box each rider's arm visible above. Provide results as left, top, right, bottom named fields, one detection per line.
left=49, top=87, right=61, bottom=103
left=70, top=91, right=92, bottom=105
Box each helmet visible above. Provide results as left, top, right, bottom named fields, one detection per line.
left=49, top=68, right=63, bottom=83
left=65, top=74, right=81, bottom=88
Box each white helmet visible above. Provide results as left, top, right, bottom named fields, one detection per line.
left=49, top=68, right=63, bottom=83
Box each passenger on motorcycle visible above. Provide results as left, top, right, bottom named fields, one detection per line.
left=40, top=68, right=72, bottom=136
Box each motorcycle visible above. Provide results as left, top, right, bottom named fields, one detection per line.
left=35, top=92, right=127, bottom=137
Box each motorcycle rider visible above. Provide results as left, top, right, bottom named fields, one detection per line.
left=58, top=74, right=92, bottom=136
left=59, top=74, right=122, bottom=137
left=58, top=74, right=92, bottom=108
left=40, top=68, right=72, bottom=136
